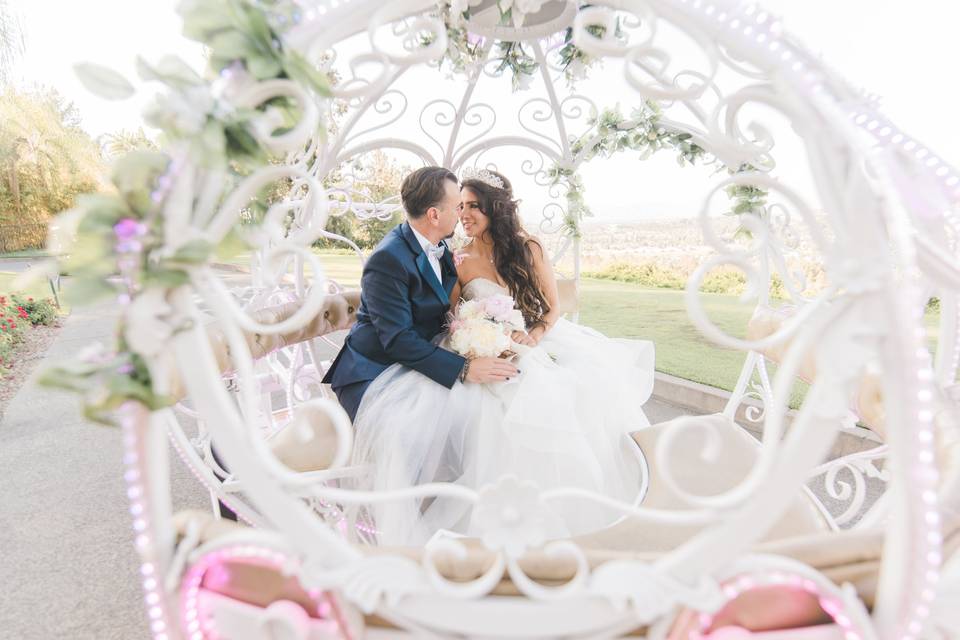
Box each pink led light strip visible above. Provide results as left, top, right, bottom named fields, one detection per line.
left=179, top=544, right=352, bottom=640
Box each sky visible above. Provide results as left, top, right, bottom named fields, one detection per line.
left=8, top=0, right=960, bottom=221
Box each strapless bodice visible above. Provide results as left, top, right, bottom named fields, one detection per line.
left=461, top=277, right=509, bottom=301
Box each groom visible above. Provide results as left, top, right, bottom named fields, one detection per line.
left=322, top=166, right=518, bottom=421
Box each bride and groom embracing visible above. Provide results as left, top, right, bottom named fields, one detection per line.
left=323, top=166, right=655, bottom=546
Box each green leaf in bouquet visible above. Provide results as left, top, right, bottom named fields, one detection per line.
left=283, top=51, right=332, bottom=96
left=111, top=150, right=172, bottom=215
left=60, top=233, right=115, bottom=275
left=38, top=364, right=99, bottom=395
left=106, top=375, right=162, bottom=409
left=209, top=30, right=255, bottom=60
left=198, top=120, right=228, bottom=163
left=143, top=268, right=190, bottom=289
left=179, top=0, right=235, bottom=42
left=73, top=63, right=136, bottom=100
left=135, top=55, right=203, bottom=87
left=245, top=52, right=283, bottom=79
left=75, top=193, right=132, bottom=230
left=224, top=121, right=267, bottom=164
left=237, top=1, right=275, bottom=52
left=169, top=239, right=214, bottom=264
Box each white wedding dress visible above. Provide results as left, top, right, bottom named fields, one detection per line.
left=348, top=278, right=655, bottom=546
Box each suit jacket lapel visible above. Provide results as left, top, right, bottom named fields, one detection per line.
left=416, top=251, right=449, bottom=305
left=441, top=245, right=457, bottom=299
left=402, top=223, right=449, bottom=305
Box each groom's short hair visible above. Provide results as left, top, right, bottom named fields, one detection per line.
left=401, top=166, right=458, bottom=219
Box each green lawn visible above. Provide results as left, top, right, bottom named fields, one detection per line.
left=0, top=249, right=52, bottom=259
left=312, top=252, right=363, bottom=289
left=577, top=278, right=753, bottom=391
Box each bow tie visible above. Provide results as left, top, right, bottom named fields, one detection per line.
left=426, top=243, right=446, bottom=260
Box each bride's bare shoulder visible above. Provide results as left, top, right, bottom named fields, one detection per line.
left=453, top=248, right=478, bottom=271
left=524, top=235, right=547, bottom=259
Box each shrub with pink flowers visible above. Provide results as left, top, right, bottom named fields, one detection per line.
left=9, top=294, right=58, bottom=326
left=0, top=293, right=60, bottom=377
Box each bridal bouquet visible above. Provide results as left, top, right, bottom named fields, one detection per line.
left=448, top=294, right=526, bottom=358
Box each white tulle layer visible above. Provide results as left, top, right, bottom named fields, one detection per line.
left=348, top=317, right=655, bottom=547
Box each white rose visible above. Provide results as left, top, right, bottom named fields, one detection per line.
left=506, top=309, right=525, bottom=331
left=454, top=318, right=511, bottom=358
left=471, top=321, right=511, bottom=357
left=514, top=71, right=535, bottom=92
left=457, top=300, right=485, bottom=321
left=566, top=58, right=588, bottom=81
left=124, top=289, right=174, bottom=358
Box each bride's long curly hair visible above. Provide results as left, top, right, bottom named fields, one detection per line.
left=460, top=171, right=550, bottom=326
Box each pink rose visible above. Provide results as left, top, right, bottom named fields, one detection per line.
left=482, top=294, right=517, bottom=322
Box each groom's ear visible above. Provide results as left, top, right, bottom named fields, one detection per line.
left=424, top=206, right=441, bottom=226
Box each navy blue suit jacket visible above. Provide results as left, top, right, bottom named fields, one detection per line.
left=322, top=222, right=466, bottom=394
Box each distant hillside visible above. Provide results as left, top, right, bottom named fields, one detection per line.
left=541, top=217, right=828, bottom=295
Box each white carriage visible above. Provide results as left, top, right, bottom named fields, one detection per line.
left=49, top=0, right=960, bottom=638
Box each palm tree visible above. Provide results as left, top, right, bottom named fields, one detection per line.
left=99, top=128, right=158, bottom=159
left=0, top=0, right=24, bottom=87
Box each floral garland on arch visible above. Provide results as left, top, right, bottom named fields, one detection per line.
left=545, top=102, right=706, bottom=237
left=545, top=102, right=770, bottom=238
left=34, top=0, right=332, bottom=424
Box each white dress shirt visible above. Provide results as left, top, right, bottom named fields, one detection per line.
left=410, top=225, right=444, bottom=284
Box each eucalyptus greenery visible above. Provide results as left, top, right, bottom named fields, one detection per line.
left=556, top=13, right=625, bottom=84
left=421, top=2, right=486, bottom=76
left=39, top=0, right=331, bottom=424
left=547, top=103, right=711, bottom=237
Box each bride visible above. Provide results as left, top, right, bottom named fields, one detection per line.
left=348, top=169, right=655, bottom=546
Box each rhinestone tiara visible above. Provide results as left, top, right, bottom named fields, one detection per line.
left=461, top=166, right=505, bottom=190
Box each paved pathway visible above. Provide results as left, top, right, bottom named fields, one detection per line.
left=0, top=300, right=210, bottom=639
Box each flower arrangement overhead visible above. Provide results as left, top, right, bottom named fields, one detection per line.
left=426, top=0, right=627, bottom=88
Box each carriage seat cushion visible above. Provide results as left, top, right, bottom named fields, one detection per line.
left=747, top=304, right=886, bottom=438
left=573, top=413, right=830, bottom=553
left=164, top=290, right=360, bottom=402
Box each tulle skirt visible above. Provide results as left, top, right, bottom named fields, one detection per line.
left=347, top=318, right=655, bottom=546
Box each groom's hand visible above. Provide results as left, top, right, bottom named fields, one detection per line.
left=466, top=357, right=519, bottom=383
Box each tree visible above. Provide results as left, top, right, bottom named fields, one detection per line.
left=0, top=88, right=104, bottom=250
left=316, top=150, right=409, bottom=250
left=99, top=128, right=158, bottom=159
left=0, top=0, right=24, bottom=87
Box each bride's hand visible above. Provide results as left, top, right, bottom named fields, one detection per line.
left=526, top=325, right=546, bottom=345
left=465, top=356, right=519, bottom=383
left=511, top=330, right=537, bottom=347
